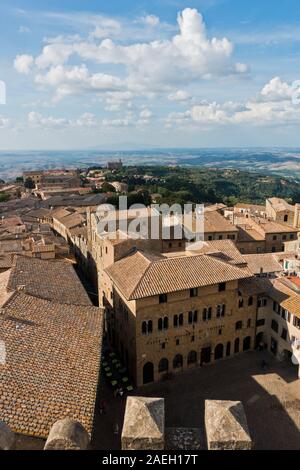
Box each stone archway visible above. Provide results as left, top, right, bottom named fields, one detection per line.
left=143, top=362, right=154, bottom=384
left=243, top=336, right=251, bottom=351
left=234, top=338, right=240, bottom=354
left=214, top=343, right=224, bottom=360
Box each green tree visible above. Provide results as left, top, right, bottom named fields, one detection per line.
left=0, top=193, right=10, bottom=202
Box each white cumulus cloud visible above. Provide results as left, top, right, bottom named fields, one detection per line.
left=14, top=54, right=34, bottom=75
left=166, top=77, right=300, bottom=128
left=14, top=8, right=246, bottom=101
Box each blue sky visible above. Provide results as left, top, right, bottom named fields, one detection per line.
left=1, top=0, right=300, bottom=149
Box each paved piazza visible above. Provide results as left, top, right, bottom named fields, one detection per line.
left=92, top=351, right=300, bottom=450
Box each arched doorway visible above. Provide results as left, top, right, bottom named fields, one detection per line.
left=255, top=332, right=264, bottom=349
left=214, top=343, right=224, bottom=360
left=173, top=354, right=183, bottom=369
left=243, top=336, right=251, bottom=351
left=158, top=358, right=169, bottom=373
left=201, top=346, right=211, bottom=365
left=226, top=341, right=231, bottom=357
left=143, top=362, right=154, bottom=384
left=187, top=350, right=197, bottom=365
left=234, top=338, right=240, bottom=354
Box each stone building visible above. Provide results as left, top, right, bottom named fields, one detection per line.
left=234, top=203, right=266, bottom=219
left=23, top=171, right=43, bottom=187
left=184, top=209, right=238, bottom=242
left=85, top=206, right=187, bottom=294
left=107, top=159, right=123, bottom=170
left=81, top=199, right=300, bottom=388
left=236, top=217, right=298, bottom=254
left=103, top=243, right=258, bottom=387
left=266, top=198, right=295, bottom=226
left=256, top=276, right=300, bottom=374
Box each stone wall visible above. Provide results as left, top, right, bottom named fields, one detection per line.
left=121, top=396, right=253, bottom=450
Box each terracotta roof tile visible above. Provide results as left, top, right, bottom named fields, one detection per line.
left=189, top=240, right=246, bottom=266
left=0, top=252, right=14, bottom=270
left=243, top=254, right=283, bottom=275
left=0, top=292, right=103, bottom=438
left=281, top=295, right=300, bottom=318
left=7, top=255, right=92, bottom=306
left=105, top=250, right=253, bottom=300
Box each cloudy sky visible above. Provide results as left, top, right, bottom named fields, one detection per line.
left=1, top=0, right=300, bottom=149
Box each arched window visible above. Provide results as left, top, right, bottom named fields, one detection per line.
left=158, top=358, right=169, bottom=373
left=158, top=317, right=168, bottom=331
left=226, top=341, right=231, bottom=357
left=284, top=214, right=288, bottom=222
left=247, top=318, right=251, bottom=328
left=179, top=313, right=184, bottom=326
left=187, top=350, right=197, bottom=364
left=248, top=296, right=253, bottom=306
left=234, top=337, right=240, bottom=353
left=188, top=311, right=198, bottom=324
left=235, top=321, right=243, bottom=330
left=173, top=315, right=178, bottom=327
left=203, top=307, right=212, bottom=321
left=173, top=354, right=183, bottom=369
left=239, top=298, right=244, bottom=308
left=142, top=320, right=152, bottom=335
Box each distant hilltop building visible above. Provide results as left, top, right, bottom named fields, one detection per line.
left=107, top=159, right=123, bottom=170
left=23, top=170, right=43, bottom=186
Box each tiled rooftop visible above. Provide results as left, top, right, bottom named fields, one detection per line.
left=189, top=240, right=246, bottom=266
left=237, top=226, right=265, bottom=242
left=281, top=295, right=300, bottom=319
left=0, top=252, right=14, bottom=270
left=0, top=292, right=103, bottom=438
left=105, top=249, right=253, bottom=300
left=243, top=253, right=283, bottom=275
left=254, top=218, right=297, bottom=234
left=203, top=211, right=238, bottom=233
left=7, top=255, right=92, bottom=306
left=235, top=203, right=266, bottom=211
left=267, top=197, right=295, bottom=213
